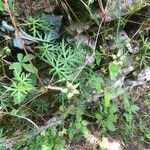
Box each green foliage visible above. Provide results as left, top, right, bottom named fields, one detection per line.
left=21, top=15, right=51, bottom=37
left=139, top=115, right=150, bottom=140
left=103, top=89, right=112, bottom=107
left=0, top=0, right=4, bottom=11
left=0, top=83, right=10, bottom=111
left=30, top=97, right=51, bottom=113
left=38, top=40, right=84, bottom=81
left=9, top=53, right=37, bottom=76
left=6, top=53, right=37, bottom=104
left=139, top=35, right=150, bottom=67
left=88, top=74, right=103, bottom=91
left=0, top=129, right=5, bottom=150
left=95, top=91, right=140, bottom=133
left=5, top=73, right=35, bottom=104
left=67, top=107, right=88, bottom=139
left=0, top=1, right=149, bottom=149
left=119, top=93, right=140, bottom=138
left=13, top=128, right=65, bottom=150
left=95, top=102, right=118, bottom=132
left=109, top=62, right=121, bottom=80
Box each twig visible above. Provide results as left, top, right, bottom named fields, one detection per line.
left=72, top=19, right=103, bottom=83
left=19, top=27, right=52, bottom=43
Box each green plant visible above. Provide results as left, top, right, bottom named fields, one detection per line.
left=9, top=53, right=37, bottom=76
left=109, top=62, right=121, bottom=80
left=0, top=129, right=5, bottom=150
left=119, top=93, right=140, bottom=138
left=139, top=35, right=150, bottom=67
left=0, top=0, right=149, bottom=149
left=0, top=83, right=10, bottom=111
left=95, top=101, right=118, bottom=132
left=138, top=115, right=150, bottom=141
left=21, top=15, right=51, bottom=37
left=0, top=0, right=4, bottom=11
left=30, top=97, right=51, bottom=113
left=13, top=128, right=65, bottom=150
left=67, top=107, right=88, bottom=139
left=38, top=40, right=84, bottom=81
left=5, top=73, right=35, bottom=104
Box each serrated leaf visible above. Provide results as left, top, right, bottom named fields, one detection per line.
left=12, top=91, right=26, bottom=104
left=22, top=64, right=38, bottom=74
left=109, top=62, right=121, bottom=80
left=9, top=62, right=22, bottom=76
left=23, top=54, right=35, bottom=62
left=89, top=75, right=103, bottom=91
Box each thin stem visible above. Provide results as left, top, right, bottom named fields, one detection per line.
left=72, top=20, right=103, bottom=83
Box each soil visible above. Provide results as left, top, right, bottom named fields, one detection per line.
left=15, top=0, right=56, bottom=16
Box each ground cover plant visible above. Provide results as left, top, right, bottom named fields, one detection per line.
left=0, top=0, right=150, bottom=149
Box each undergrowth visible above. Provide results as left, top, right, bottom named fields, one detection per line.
left=0, top=0, right=149, bottom=149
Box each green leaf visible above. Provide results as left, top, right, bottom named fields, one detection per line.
left=15, top=92, right=26, bottom=104
left=103, top=90, right=112, bottom=107
left=23, top=54, right=35, bottom=62
left=89, top=75, right=103, bottom=91
left=54, top=140, right=65, bottom=150
left=95, top=51, right=101, bottom=65
left=28, top=73, right=37, bottom=86
left=5, top=73, right=34, bottom=104
left=107, top=121, right=116, bottom=131
left=109, top=62, right=121, bottom=80
left=22, top=64, right=38, bottom=74
left=9, top=62, right=22, bottom=76
left=17, top=53, right=24, bottom=62
left=42, top=143, right=53, bottom=150
left=0, top=0, right=4, bottom=11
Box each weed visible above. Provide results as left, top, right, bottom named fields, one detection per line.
left=5, top=73, right=35, bottom=104
left=0, top=0, right=149, bottom=149
left=37, top=40, right=85, bottom=81
left=67, top=106, right=88, bottom=139
left=13, top=128, right=65, bottom=150
left=139, top=35, right=150, bottom=67
left=21, top=15, right=51, bottom=37
left=30, top=96, right=51, bottom=113
left=9, top=53, right=37, bottom=76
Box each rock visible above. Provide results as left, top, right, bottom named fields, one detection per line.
left=137, top=67, right=150, bottom=82
left=100, top=137, right=124, bottom=150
